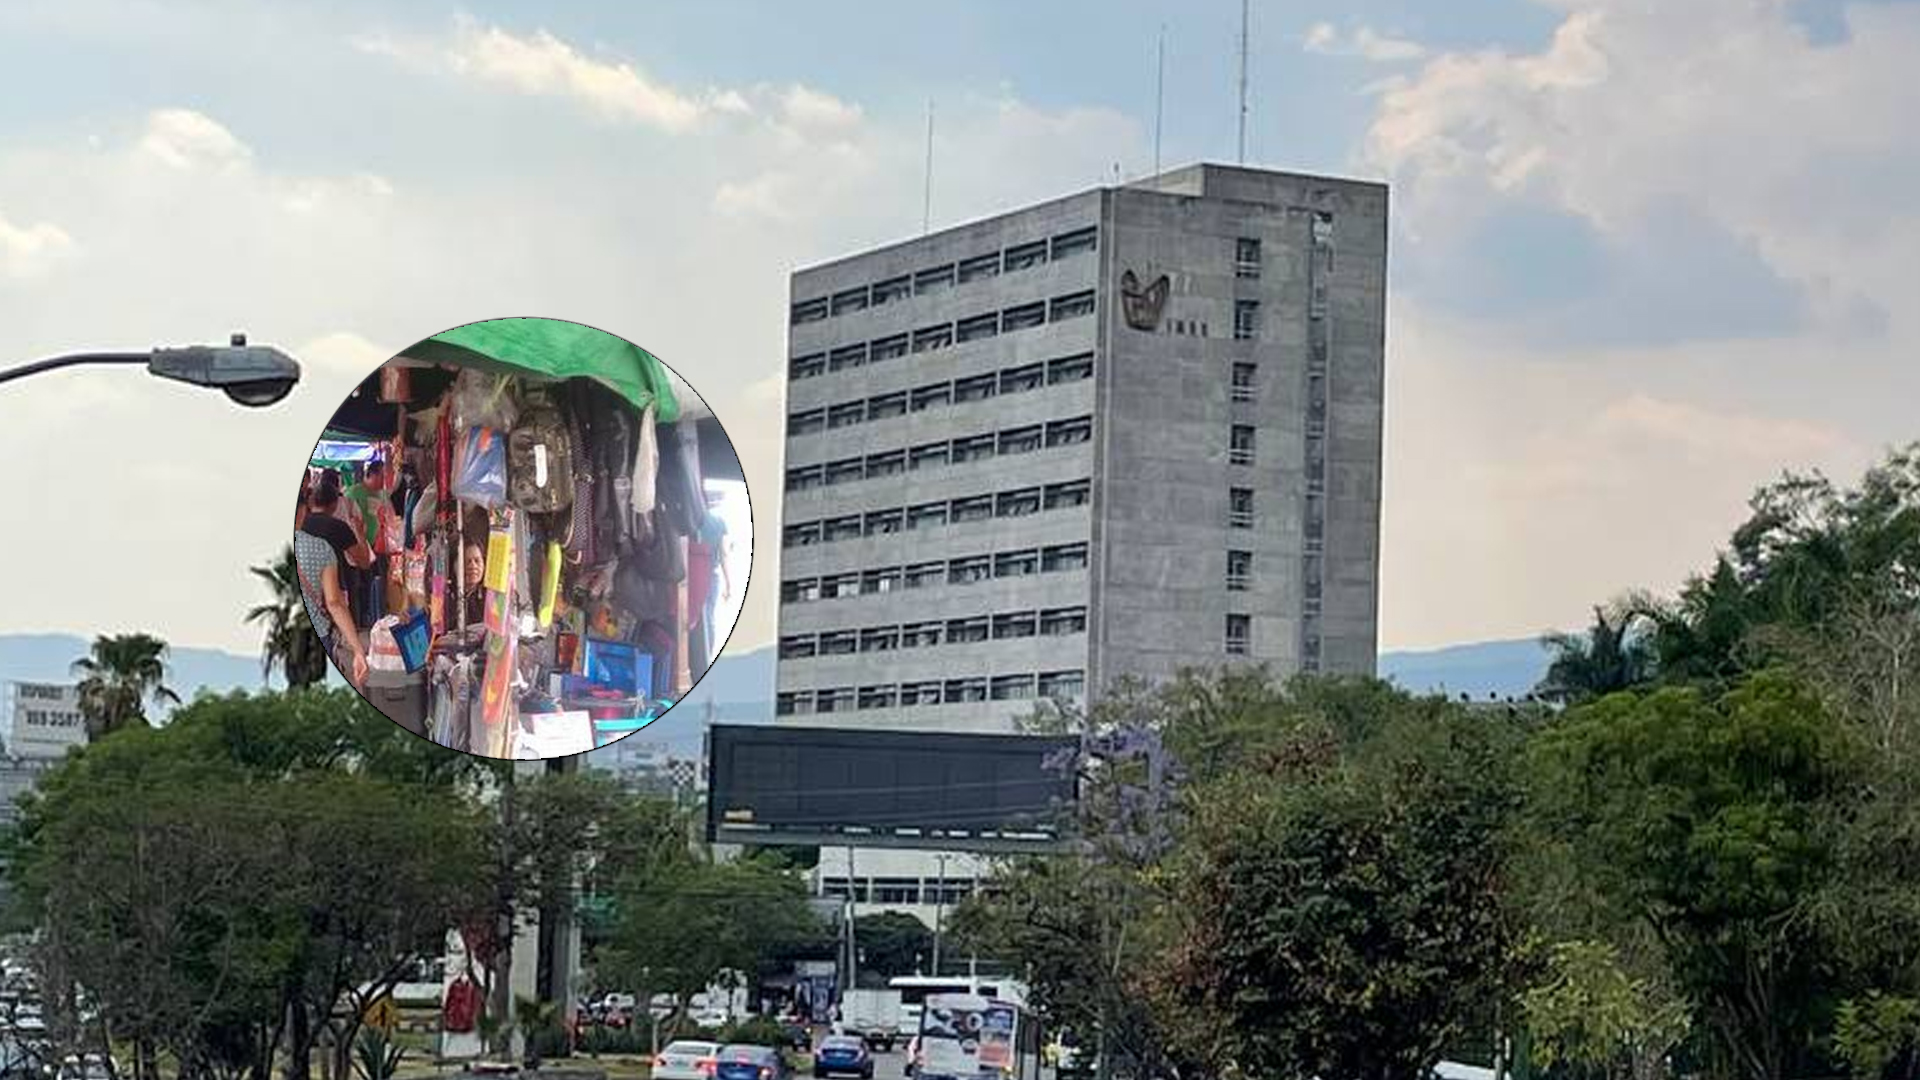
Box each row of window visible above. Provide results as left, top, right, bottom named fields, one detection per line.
left=791, top=226, right=1098, bottom=326
left=786, top=415, right=1094, bottom=492
left=782, top=480, right=1093, bottom=548
left=781, top=543, right=1089, bottom=605
left=789, top=352, right=1093, bottom=435
left=821, top=878, right=989, bottom=905
left=776, top=669, right=1087, bottom=714
left=779, top=606, right=1089, bottom=659
left=789, top=290, right=1096, bottom=382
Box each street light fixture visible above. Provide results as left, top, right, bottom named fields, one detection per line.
left=0, top=333, right=301, bottom=407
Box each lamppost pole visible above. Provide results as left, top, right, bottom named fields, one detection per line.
left=1, top=335, right=301, bottom=406
left=0, top=353, right=150, bottom=385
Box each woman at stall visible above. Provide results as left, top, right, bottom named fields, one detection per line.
left=295, top=471, right=374, bottom=687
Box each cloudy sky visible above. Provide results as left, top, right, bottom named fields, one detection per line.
left=0, top=0, right=1913, bottom=662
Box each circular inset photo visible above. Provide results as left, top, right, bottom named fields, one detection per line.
left=292, top=317, right=751, bottom=759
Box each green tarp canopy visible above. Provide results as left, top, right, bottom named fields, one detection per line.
left=407, top=318, right=680, bottom=423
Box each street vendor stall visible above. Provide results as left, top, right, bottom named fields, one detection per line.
left=305, top=318, right=738, bottom=759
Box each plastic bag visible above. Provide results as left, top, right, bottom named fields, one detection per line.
left=367, top=616, right=406, bottom=672
left=450, top=369, right=519, bottom=432
left=452, top=426, right=508, bottom=508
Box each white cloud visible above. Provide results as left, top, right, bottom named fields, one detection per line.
left=137, top=108, right=253, bottom=171
left=1303, top=21, right=1428, bottom=62
left=0, top=211, right=74, bottom=278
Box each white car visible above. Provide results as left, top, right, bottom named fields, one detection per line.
left=691, top=1007, right=731, bottom=1030
left=653, top=1040, right=720, bottom=1080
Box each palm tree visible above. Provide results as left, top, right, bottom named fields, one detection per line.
left=1537, top=601, right=1658, bottom=705
left=70, top=633, right=181, bottom=740
left=246, top=544, right=329, bottom=688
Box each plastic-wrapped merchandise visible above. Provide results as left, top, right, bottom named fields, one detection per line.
left=450, top=369, right=519, bottom=432
left=452, top=426, right=508, bottom=508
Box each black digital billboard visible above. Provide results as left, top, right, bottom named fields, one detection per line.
left=706, top=725, right=1078, bottom=852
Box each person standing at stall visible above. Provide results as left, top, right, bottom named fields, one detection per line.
left=343, top=460, right=392, bottom=621
left=295, top=471, right=374, bottom=686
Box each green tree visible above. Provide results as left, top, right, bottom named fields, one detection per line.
left=1834, top=992, right=1920, bottom=1080
left=1527, top=673, right=1851, bottom=1080
left=245, top=545, right=330, bottom=689
left=70, top=632, right=181, bottom=739
left=1519, top=939, right=1689, bottom=1080
left=1538, top=601, right=1658, bottom=704
left=850, top=913, right=933, bottom=982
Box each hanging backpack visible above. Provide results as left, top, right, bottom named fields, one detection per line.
left=508, top=387, right=576, bottom=514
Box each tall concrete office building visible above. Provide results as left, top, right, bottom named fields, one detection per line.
left=775, top=163, right=1386, bottom=738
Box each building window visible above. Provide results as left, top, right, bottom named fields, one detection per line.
left=1002, top=301, right=1047, bottom=331
left=864, top=509, right=904, bottom=536
left=955, top=374, right=998, bottom=403
left=866, top=450, right=907, bottom=480
left=909, top=441, right=950, bottom=471
left=779, top=578, right=820, bottom=604
left=1039, top=607, right=1088, bottom=636
left=993, top=612, right=1039, bottom=640
left=1000, top=362, right=1045, bottom=394
left=902, top=624, right=943, bottom=650
left=1231, top=361, right=1257, bottom=402
left=1234, top=300, right=1260, bottom=341
left=999, top=425, right=1044, bottom=455
left=1038, top=670, right=1085, bottom=700
left=1043, top=480, right=1091, bottom=509
left=1045, top=417, right=1093, bottom=448
left=990, top=673, right=1038, bottom=700
left=1229, top=425, right=1256, bottom=466
left=994, top=549, right=1039, bottom=578
left=823, top=515, right=863, bottom=542
left=1051, top=226, right=1098, bottom=260
left=1042, top=543, right=1089, bottom=572
left=873, top=276, right=911, bottom=305
left=949, top=556, right=992, bottom=586
left=902, top=679, right=944, bottom=703
left=1227, top=550, right=1252, bottom=592
left=959, top=252, right=1001, bottom=283
left=778, top=635, right=817, bottom=659
left=858, top=684, right=899, bottom=709
left=821, top=572, right=861, bottom=600
left=828, top=344, right=867, bottom=373
left=904, top=562, right=946, bottom=590
left=820, top=632, right=858, bottom=657
left=951, top=495, right=994, bottom=523
left=784, top=464, right=823, bottom=492
left=906, top=500, right=949, bottom=531
left=863, top=567, right=903, bottom=595
left=951, top=434, right=996, bottom=464
left=824, top=457, right=864, bottom=486
left=913, top=324, right=954, bottom=353
left=915, top=264, right=957, bottom=294
left=832, top=287, right=870, bottom=316
left=790, top=353, right=826, bottom=380
left=783, top=522, right=820, bottom=548
left=912, top=383, right=953, bottom=412
left=944, top=677, right=989, bottom=703
left=872, top=877, right=920, bottom=903
left=828, top=403, right=865, bottom=430
left=1047, top=354, right=1094, bottom=384
left=997, top=487, right=1043, bottom=518
left=1229, top=487, right=1255, bottom=528
left=946, top=619, right=990, bottom=646
left=871, top=333, right=910, bottom=362
left=1235, top=237, right=1262, bottom=279
left=869, top=393, right=908, bottom=421
left=957, top=312, right=1000, bottom=343
left=1050, top=291, right=1096, bottom=321
left=1306, top=493, right=1325, bottom=535
left=791, top=298, right=828, bottom=325
left=775, top=691, right=812, bottom=716
left=1005, top=240, right=1048, bottom=272
left=1225, top=615, right=1251, bottom=655
left=859, top=628, right=901, bottom=654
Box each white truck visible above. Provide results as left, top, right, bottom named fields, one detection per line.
left=840, top=988, right=904, bottom=1051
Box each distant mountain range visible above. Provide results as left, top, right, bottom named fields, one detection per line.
left=0, top=632, right=1553, bottom=756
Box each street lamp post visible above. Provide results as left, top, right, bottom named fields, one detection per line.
left=1, top=334, right=301, bottom=406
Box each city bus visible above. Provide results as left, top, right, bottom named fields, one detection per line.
left=887, top=976, right=1028, bottom=1033
left=911, top=993, right=1041, bottom=1080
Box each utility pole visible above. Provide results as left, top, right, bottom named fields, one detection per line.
left=922, top=100, right=935, bottom=236
left=1153, top=24, right=1166, bottom=176
left=930, top=854, right=949, bottom=976
left=845, top=846, right=860, bottom=993
left=1236, top=0, right=1250, bottom=164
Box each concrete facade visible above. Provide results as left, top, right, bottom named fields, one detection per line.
left=775, top=163, right=1387, bottom=733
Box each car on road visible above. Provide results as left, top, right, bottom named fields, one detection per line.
left=652, top=1040, right=721, bottom=1080
left=715, top=1045, right=787, bottom=1080
left=779, top=1024, right=812, bottom=1054
left=812, top=1036, right=873, bottom=1080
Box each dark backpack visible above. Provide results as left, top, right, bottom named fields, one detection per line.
left=508, top=387, right=576, bottom=513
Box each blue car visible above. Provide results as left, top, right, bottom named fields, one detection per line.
left=715, top=1046, right=787, bottom=1080
left=813, top=1036, right=874, bottom=1080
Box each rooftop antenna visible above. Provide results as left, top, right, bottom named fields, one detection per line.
left=922, top=99, right=935, bottom=236
left=1237, top=0, right=1250, bottom=163
left=1154, top=23, right=1166, bottom=176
